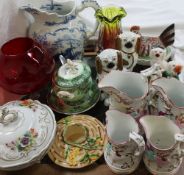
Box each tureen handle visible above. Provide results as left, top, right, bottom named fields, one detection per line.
left=129, top=132, right=145, bottom=156
left=0, top=108, right=18, bottom=125
left=76, top=0, right=100, bottom=38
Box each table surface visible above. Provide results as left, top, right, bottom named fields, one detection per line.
left=0, top=59, right=183, bottom=175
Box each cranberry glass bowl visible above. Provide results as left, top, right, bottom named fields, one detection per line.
left=0, top=37, right=55, bottom=94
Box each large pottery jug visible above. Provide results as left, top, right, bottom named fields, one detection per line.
left=20, top=0, right=100, bottom=59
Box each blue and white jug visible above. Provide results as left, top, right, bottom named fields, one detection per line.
left=20, top=0, right=100, bottom=59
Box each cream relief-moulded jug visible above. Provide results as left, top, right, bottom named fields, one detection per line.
left=20, top=0, right=100, bottom=59
left=104, top=110, right=145, bottom=174
left=151, top=77, right=184, bottom=132
left=98, top=70, right=149, bottom=120
left=140, top=115, right=184, bottom=175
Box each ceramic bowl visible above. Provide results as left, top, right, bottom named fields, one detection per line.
left=0, top=99, right=56, bottom=170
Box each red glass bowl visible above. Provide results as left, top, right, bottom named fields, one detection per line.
left=0, top=37, right=55, bottom=94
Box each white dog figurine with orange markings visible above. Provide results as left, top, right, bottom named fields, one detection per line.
left=96, top=49, right=123, bottom=81
left=95, top=49, right=123, bottom=106
left=116, top=31, right=140, bottom=71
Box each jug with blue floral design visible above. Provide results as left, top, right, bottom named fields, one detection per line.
left=20, top=0, right=100, bottom=59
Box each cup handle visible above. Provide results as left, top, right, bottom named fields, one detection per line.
left=27, top=46, right=44, bottom=66
left=129, top=132, right=145, bottom=156
left=167, top=133, right=184, bottom=167
left=76, top=0, right=100, bottom=38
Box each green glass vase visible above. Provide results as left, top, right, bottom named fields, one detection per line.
left=95, top=6, right=127, bottom=50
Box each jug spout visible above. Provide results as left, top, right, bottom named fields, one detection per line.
left=20, top=0, right=69, bottom=21
left=106, top=110, right=139, bottom=143
left=140, top=115, right=180, bottom=150
left=152, top=77, right=184, bottom=108
left=98, top=70, right=148, bottom=104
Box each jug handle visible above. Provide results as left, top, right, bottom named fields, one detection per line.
left=76, top=0, right=100, bottom=38
left=129, top=132, right=145, bottom=156
left=167, top=133, right=184, bottom=167
left=175, top=134, right=184, bottom=158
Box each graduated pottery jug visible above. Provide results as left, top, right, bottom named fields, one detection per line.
left=104, top=110, right=145, bottom=174
left=98, top=70, right=149, bottom=120
left=20, top=0, right=100, bottom=59
left=140, top=115, right=184, bottom=175
left=151, top=77, right=184, bottom=132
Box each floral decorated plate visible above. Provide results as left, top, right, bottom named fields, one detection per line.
left=48, top=115, right=106, bottom=169
left=137, top=46, right=174, bottom=66
left=0, top=100, right=56, bottom=170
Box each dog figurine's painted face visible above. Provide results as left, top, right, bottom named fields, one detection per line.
left=118, top=32, right=140, bottom=53
left=150, top=47, right=166, bottom=61
left=95, top=49, right=123, bottom=74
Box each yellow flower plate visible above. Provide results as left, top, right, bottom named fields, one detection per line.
left=48, top=115, right=107, bottom=169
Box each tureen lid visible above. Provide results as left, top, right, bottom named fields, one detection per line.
left=54, top=59, right=91, bottom=88
left=0, top=100, right=56, bottom=170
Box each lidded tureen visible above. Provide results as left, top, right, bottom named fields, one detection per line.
left=0, top=100, right=56, bottom=170
left=48, top=59, right=100, bottom=114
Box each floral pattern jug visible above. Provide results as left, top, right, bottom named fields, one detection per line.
left=104, top=110, right=145, bottom=174
left=140, top=115, right=184, bottom=175
left=151, top=77, right=184, bottom=132
left=20, top=0, right=100, bottom=59
left=98, top=70, right=149, bottom=120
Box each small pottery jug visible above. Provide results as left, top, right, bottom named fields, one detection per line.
left=140, top=115, right=184, bottom=175
left=104, top=110, right=145, bottom=174
left=98, top=70, right=149, bottom=120
left=20, top=0, right=100, bottom=59
left=151, top=77, right=184, bottom=132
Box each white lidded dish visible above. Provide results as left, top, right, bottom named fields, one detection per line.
left=0, top=99, right=56, bottom=170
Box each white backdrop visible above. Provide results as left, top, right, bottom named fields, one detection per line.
left=0, top=0, right=184, bottom=62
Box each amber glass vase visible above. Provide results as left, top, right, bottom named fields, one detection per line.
left=95, top=6, right=127, bottom=50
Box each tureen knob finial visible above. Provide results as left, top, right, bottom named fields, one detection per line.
left=0, top=108, right=18, bottom=125
left=65, top=59, right=79, bottom=75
